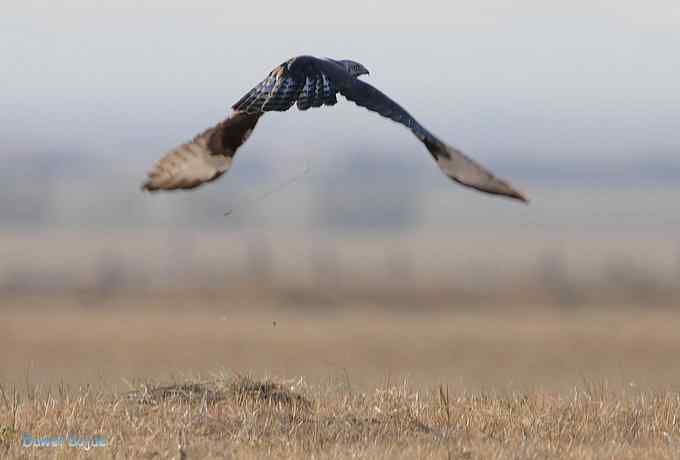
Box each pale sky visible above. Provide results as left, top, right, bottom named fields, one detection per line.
left=2, top=1, right=680, bottom=166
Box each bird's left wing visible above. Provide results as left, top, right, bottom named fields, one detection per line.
left=142, top=111, right=261, bottom=191
left=338, top=77, right=528, bottom=202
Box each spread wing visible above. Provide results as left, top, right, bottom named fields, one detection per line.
left=142, top=57, right=339, bottom=192
left=338, top=77, right=527, bottom=202
left=142, top=112, right=260, bottom=191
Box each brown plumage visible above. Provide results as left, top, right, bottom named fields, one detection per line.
left=142, top=112, right=260, bottom=191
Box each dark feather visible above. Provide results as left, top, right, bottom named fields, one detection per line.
left=233, top=57, right=343, bottom=114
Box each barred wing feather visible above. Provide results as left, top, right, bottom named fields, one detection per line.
left=142, top=112, right=260, bottom=191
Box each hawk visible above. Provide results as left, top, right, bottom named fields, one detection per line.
left=142, top=56, right=527, bottom=202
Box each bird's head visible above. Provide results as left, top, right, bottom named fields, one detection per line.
left=339, top=60, right=370, bottom=78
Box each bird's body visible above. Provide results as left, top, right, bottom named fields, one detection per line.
left=142, top=55, right=527, bottom=202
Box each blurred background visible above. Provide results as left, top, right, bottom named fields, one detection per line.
left=1, top=1, right=680, bottom=390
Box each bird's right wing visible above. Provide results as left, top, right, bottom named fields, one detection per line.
left=142, top=111, right=261, bottom=191
left=338, top=77, right=527, bottom=202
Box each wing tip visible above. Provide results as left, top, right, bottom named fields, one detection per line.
left=489, top=180, right=530, bottom=204
left=140, top=170, right=225, bottom=193
left=448, top=174, right=529, bottom=204
left=513, top=190, right=530, bottom=204
left=431, top=141, right=530, bottom=204
left=490, top=183, right=530, bottom=204
left=140, top=179, right=159, bottom=193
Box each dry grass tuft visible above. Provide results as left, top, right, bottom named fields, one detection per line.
left=2, top=374, right=680, bottom=459
left=126, top=375, right=312, bottom=409
left=229, top=375, right=312, bottom=409
left=127, top=381, right=227, bottom=405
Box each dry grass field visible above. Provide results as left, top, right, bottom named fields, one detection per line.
left=2, top=293, right=680, bottom=458
left=2, top=373, right=680, bottom=459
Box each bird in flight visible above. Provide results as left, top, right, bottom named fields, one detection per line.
left=142, top=55, right=527, bottom=203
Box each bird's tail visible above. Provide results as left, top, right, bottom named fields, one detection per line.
left=424, top=138, right=528, bottom=203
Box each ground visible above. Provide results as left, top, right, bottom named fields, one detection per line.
left=2, top=295, right=680, bottom=458
left=2, top=374, right=680, bottom=459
